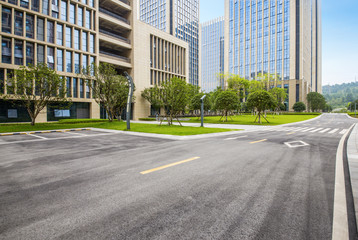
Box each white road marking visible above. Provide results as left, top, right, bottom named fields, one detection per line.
left=0, top=133, right=119, bottom=145
left=329, top=129, right=339, bottom=134
left=284, top=140, right=310, bottom=148
left=310, top=128, right=323, bottom=133
left=65, top=131, right=88, bottom=136
left=28, top=134, right=48, bottom=139
left=339, top=129, right=348, bottom=135
left=320, top=128, right=331, bottom=133
left=224, top=135, right=248, bottom=141
left=301, top=127, right=316, bottom=132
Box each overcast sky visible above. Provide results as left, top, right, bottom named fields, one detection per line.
left=200, top=0, right=358, bottom=86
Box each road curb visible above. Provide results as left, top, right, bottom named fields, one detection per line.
left=332, top=123, right=356, bottom=240
left=0, top=128, right=91, bottom=137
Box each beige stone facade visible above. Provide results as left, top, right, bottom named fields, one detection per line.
left=0, top=0, right=189, bottom=122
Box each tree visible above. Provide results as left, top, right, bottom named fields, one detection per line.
left=141, top=86, right=161, bottom=115
left=84, top=63, right=134, bottom=122
left=307, top=92, right=326, bottom=112
left=214, top=91, right=240, bottom=122
left=142, top=77, right=190, bottom=126
left=270, top=87, right=288, bottom=113
left=293, top=102, right=306, bottom=112
left=4, top=63, right=70, bottom=125
left=189, top=92, right=211, bottom=117
left=246, top=90, right=277, bottom=124
left=227, top=75, right=250, bottom=101
left=348, top=100, right=358, bottom=111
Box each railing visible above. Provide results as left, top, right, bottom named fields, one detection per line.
left=119, top=0, right=130, bottom=6
left=100, top=51, right=131, bottom=63
left=99, top=29, right=131, bottom=44
left=99, top=7, right=130, bottom=25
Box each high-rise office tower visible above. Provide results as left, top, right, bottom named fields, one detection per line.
left=200, top=17, right=225, bottom=93
left=0, top=0, right=189, bottom=123
left=224, top=0, right=321, bottom=110
left=139, top=0, right=200, bottom=86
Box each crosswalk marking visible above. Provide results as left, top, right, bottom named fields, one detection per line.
left=329, top=129, right=339, bottom=134
left=310, top=128, right=323, bottom=133
left=263, top=127, right=348, bottom=135
left=320, top=128, right=331, bottom=133
left=340, top=129, right=348, bottom=135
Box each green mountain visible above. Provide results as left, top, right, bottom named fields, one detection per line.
left=323, top=82, right=358, bottom=109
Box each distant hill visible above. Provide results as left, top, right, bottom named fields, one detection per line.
left=323, top=82, right=358, bottom=109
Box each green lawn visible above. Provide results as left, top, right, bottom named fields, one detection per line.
left=183, top=114, right=319, bottom=126
left=0, top=121, right=236, bottom=136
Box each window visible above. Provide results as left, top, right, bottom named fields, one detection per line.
left=57, top=49, right=63, bottom=71
left=90, top=34, right=94, bottom=53
left=15, top=11, right=23, bottom=36
left=52, top=0, right=59, bottom=18
left=26, top=42, right=34, bottom=66
left=73, top=78, right=78, bottom=98
left=80, top=79, right=84, bottom=98
left=86, top=81, right=90, bottom=98
left=15, top=40, right=23, bottom=65
left=0, top=69, right=4, bottom=94
left=82, top=54, right=87, bottom=70
left=37, top=18, right=44, bottom=41
left=37, top=44, right=44, bottom=63
left=2, top=8, right=12, bottom=34
left=32, top=0, right=40, bottom=12
left=82, top=32, right=87, bottom=51
left=61, top=1, right=67, bottom=21
left=66, top=51, right=72, bottom=72
left=47, top=47, right=54, bottom=69
left=57, top=24, right=63, bottom=45
left=26, top=14, right=34, bottom=38
left=85, top=10, right=91, bottom=29
left=8, top=0, right=18, bottom=4
left=69, top=4, right=75, bottom=24
left=89, top=0, right=94, bottom=7
left=47, top=20, right=54, bottom=43
left=66, top=77, right=71, bottom=97
left=42, top=0, right=49, bottom=15
left=20, top=0, right=29, bottom=8
left=2, top=38, right=12, bottom=64
left=74, top=53, right=80, bottom=73
left=66, top=27, right=72, bottom=48
left=74, top=29, right=80, bottom=50
left=78, top=7, right=83, bottom=27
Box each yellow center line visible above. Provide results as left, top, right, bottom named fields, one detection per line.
left=140, top=157, right=200, bottom=175
left=287, top=132, right=296, bottom=135
left=250, top=139, right=267, bottom=144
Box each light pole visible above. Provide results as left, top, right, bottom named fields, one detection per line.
left=200, top=95, right=206, bottom=127
left=124, top=72, right=134, bottom=130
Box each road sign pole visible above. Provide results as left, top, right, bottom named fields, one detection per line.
left=124, top=72, right=134, bottom=130
left=200, top=95, right=206, bottom=127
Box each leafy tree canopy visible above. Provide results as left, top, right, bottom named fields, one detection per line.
left=246, top=90, right=277, bottom=123
left=293, top=102, right=306, bottom=112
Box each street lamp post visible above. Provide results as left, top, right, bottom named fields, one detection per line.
left=124, top=72, right=134, bottom=130
left=200, top=95, right=206, bottom=127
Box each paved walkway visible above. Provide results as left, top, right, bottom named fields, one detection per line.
left=132, top=120, right=271, bottom=131
left=347, top=123, right=358, bottom=229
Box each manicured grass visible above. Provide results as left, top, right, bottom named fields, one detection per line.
left=183, top=114, right=319, bottom=126
left=0, top=121, right=236, bottom=135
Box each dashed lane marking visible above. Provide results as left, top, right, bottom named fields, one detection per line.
left=140, top=157, right=201, bottom=175
left=250, top=139, right=267, bottom=144
left=224, top=135, right=248, bottom=141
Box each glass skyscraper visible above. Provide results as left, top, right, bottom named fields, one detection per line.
left=225, top=0, right=321, bottom=110
left=139, top=0, right=199, bottom=86
left=200, top=17, right=225, bottom=93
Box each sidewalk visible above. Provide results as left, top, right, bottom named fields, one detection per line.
left=347, top=123, right=358, bottom=229
left=132, top=120, right=271, bottom=131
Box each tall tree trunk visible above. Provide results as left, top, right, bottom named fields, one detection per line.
left=31, top=117, right=36, bottom=126
left=258, top=111, right=261, bottom=124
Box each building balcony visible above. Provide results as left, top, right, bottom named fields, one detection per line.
left=99, top=51, right=132, bottom=68
left=99, top=29, right=131, bottom=50
left=99, top=8, right=131, bottom=30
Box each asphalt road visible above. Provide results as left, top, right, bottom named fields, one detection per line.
left=0, top=114, right=356, bottom=240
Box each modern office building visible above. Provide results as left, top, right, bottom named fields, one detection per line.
left=0, top=0, right=189, bottom=123
left=139, top=0, right=199, bottom=86
left=224, top=0, right=322, bottom=110
left=200, top=17, right=225, bottom=93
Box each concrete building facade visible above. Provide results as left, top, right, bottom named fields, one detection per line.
left=200, top=17, right=224, bottom=93
left=0, top=0, right=189, bottom=122
left=224, top=0, right=322, bottom=110
left=139, top=0, right=199, bottom=86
